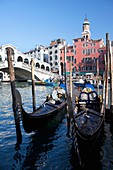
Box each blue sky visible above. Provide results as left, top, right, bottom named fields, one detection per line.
left=0, top=0, right=113, bottom=52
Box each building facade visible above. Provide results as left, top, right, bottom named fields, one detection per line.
left=1, top=17, right=111, bottom=78
left=60, top=45, right=75, bottom=76
left=60, top=17, right=105, bottom=76
left=24, top=45, right=48, bottom=63
left=48, top=38, right=66, bottom=75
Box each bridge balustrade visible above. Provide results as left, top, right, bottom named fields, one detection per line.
left=0, top=61, right=57, bottom=80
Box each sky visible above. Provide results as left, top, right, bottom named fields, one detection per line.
left=0, top=0, right=113, bottom=52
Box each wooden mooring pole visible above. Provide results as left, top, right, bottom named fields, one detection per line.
left=96, top=58, right=99, bottom=94
left=64, top=46, right=67, bottom=92
left=7, top=47, right=22, bottom=145
left=69, top=59, right=72, bottom=100
left=109, top=40, right=113, bottom=121
left=31, top=58, right=36, bottom=112
left=64, top=46, right=71, bottom=135
left=105, top=33, right=109, bottom=115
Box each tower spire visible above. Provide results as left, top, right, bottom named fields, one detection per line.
left=82, top=16, right=91, bottom=40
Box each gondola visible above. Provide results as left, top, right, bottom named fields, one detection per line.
left=71, top=84, right=105, bottom=168
left=73, top=78, right=103, bottom=89
left=15, top=87, right=67, bottom=133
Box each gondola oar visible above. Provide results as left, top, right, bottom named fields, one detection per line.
left=7, top=47, right=22, bottom=146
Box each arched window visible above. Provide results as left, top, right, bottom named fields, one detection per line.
left=78, top=66, right=81, bottom=71
left=36, top=62, right=40, bottom=68
left=55, top=62, right=58, bottom=66
left=0, top=55, right=2, bottom=62
left=46, top=66, right=49, bottom=71
left=55, top=50, right=57, bottom=54
left=24, top=58, right=29, bottom=64
left=74, top=58, right=76, bottom=63
left=55, top=55, right=58, bottom=60
left=17, top=56, right=23, bottom=62
left=41, top=65, right=45, bottom=69
left=50, top=56, right=52, bottom=61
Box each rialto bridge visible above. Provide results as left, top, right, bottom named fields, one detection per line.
left=0, top=44, right=56, bottom=81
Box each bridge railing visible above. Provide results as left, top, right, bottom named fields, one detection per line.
left=0, top=61, right=57, bottom=80
left=21, top=63, right=55, bottom=76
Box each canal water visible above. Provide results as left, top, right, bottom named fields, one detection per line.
left=0, top=82, right=113, bottom=170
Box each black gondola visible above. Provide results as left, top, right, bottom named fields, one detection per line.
left=15, top=88, right=67, bottom=133
left=71, top=84, right=105, bottom=168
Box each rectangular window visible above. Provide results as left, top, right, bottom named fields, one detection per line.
left=83, top=44, right=85, bottom=47
left=82, top=49, right=85, bottom=54
left=81, top=38, right=84, bottom=41
left=88, top=49, right=90, bottom=55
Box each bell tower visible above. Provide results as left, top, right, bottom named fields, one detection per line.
left=82, top=16, right=91, bottom=40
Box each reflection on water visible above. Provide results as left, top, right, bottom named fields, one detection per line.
left=0, top=82, right=113, bottom=169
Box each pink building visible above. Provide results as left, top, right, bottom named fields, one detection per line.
left=60, top=45, right=75, bottom=76
left=60, top=17, right=105, bottom=76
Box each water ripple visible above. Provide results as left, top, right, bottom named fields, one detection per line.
left=0, top=83, right=113, bottom=169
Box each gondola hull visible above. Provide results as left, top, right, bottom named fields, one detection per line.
left=15, top=87, right=66, bottom=133
left=71, top=87, right=105, bottom=168
left=21, top=101, right=66, bottom=133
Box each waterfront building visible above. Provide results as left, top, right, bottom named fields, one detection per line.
left=60, top=45, right=75, bottom=76
left=1, top=18, right=112, bottom=78
left=24, top=44, right=52, bottom=71
left=24, top=45, right=49, bottom=63
left=73, top=17, right=105, bottom=76
left=98, top=47, right=106, bottom=76
left=48, top=38, right=66, bottom=75
left=98, top=40, right=113, bottom=77
left=60, top=17, right=105, bottom=76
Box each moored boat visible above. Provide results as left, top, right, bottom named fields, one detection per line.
left=27, top=79, right=58, bottom=87
left=71, top=84, right=105, bottom=168
left=15, top=85, right=66, bottom=133
left=73, top=78, right=103, bottom=89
